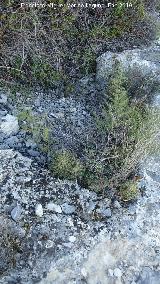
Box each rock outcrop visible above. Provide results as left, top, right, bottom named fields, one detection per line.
left=1, top=146, right=160, bottom=283
left=0, top=149, right=112, bottom=283
left=1, top=38, right=160, bottom=284
left=96, top=40, right=160, bottom=80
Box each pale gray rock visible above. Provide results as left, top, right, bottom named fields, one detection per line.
left=96, top=202, right=112, bottom=218
left=35, top=204, right=43, bottom=217
left=81, top=268, right=88, bottom=278
left=45, top=240, right=54, bottom=249
left=113, top=200, right=121, bottom=209
left=114, top=268, right=122, bottom=278
left=86, top=200, right=97, bottom=213
left=68, top=236, right=76, bottom=243
left=46, top=203, right=62, bottom=213
left=5, top=136, right=19, bottom=148
left=11, top=205, right=22, bottom=221
left=0, top=114, right=19, bottom=136
left=96, top=43, right=160, bottom=80
left=0, top=110, right=7, bottom=116
left=108, top=269, right=114, bottom=277
left=34, top=98, right=41, bottom=107
left=27, top=149, right=40, bottom=157
left=25, top=139, right=37, bottom=149
left=0, top=215, right=23, bottom=275
left=137, top=269, right=160, bottom=284
left=61, top=203, right=76, bottom=214
left=0, top=94, right=7, bottom=104
left=102, top=208, right=112, bottom=218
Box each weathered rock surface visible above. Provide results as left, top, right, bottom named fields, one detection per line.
left=0, top=149, right=108, bottom=283
left=35, top=203, right=44, bottom=217
left=39, top=155, right=160, bottom=284
left=0, top=114, right=19, bottom=136
left=11, top=204, right=22, bottom=221
left=0, top=94, right=7, bottom=105
left=96, top=40, right=160, bottom=80
left=0, top=144, right=160, bottom=284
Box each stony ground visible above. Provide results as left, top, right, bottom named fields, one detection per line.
left=1, top=146, right=160, bottom=284
left=1, top=38, right=160, bottom=284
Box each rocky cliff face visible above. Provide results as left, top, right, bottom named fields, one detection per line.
left=1, top=37, right=160, bottom=284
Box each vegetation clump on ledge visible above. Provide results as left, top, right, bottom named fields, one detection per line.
left=16, top=60, right=160, bottom=201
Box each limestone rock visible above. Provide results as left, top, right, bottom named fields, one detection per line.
left=11, top=205, right=22, bottom=221
left=35, top=204, right=43, bottom=217
left=96, top=44, right=160, bottom=80
left=0, top=114, right=19, bottom=136
left=68, top=236, right=76, bottom=243
left=46, top=203, right=62, bottom=213
left=114, top=268, right=122, bottom=278
left=61, top=203, right=76, bottom=214
left=0, top=94, right=7, bottom=104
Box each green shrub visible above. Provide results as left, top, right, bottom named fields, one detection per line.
left=30, top=56, right=62, bottom=87
left=50, top=150, right=84, bottom=181
left=119, top=180, right=139, bottom=201
left=17, top=63, right=160, bottom=199
left=81, top=147, right=108, bottom=192
left=85, top=61, right=160, bottom=192
left=18, top=109, right=51, bottom=155
left=97, top=60, right=145, bottom=140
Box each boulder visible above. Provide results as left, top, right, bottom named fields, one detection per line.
left=96, top=44, right=160, bottom=80
left=0, top=114, right=19, bottom=136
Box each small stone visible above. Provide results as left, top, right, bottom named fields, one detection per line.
left=103, top=208, right=112, bottom=217
left=114, top=268, right=122, bottom=278
left=81, top=268, right=87, bottom=278
left=61, top=203, right=76, bottom=214
left=0, top=94, right=7, bottom=104
left=50, top=112, right=64, bottom=119
left=11, top=205, right=22, bottom=221
left=27, top=149, right=40, bottom=157
left=0, top=173, right=4, bottom=183
left=35, top=204, right=43, bottom=217
left=0, top=114, right=19, bottom=136
left=104, top=198, right=111, bottom=207
left=5, top=136, right=19, bottom=148
left=87, top=200, right=97, bottom=213
left=113, top=200, right=121, bottom=209
left=70, top=107, right=77, bottom=112
left=0, top=110, right=7, bottom=116
left=46, top=203, right=62, bottom=213
left=37, top=107, right=43, bottom=113
left=25, top=139, right=37, bottom=149
left=108, top=269, right=114, bottom=277
left=69, top=236, right=76, bottom=243
left=128, top=206, right=136, bottom=216
left=34, top=98, right=41, bottom=107
left=96, top=207, right=112, bottom=218
left=63, top=242, right=73, bottom=248
left=9, top=223, right=26, bottom=238
left=154, top=246, right=160, bottom=254
left=67, top=217, right=74, bottom=227
left=45, top=240, right=54, bottom=248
